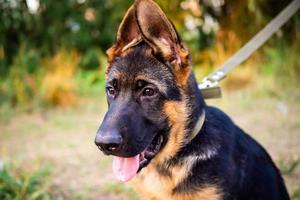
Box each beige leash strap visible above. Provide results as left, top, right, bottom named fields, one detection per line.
left=199, top=0, right=300, bottom=99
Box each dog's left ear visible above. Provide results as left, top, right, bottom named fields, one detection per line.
left=135, top=0, right=191, bottom=86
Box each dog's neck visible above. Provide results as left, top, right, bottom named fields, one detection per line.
left=184, top=72, right=206, bottom=139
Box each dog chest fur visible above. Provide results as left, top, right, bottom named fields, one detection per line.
left=131, top=163, right=221, bottom=200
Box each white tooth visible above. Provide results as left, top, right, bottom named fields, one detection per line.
left=159, top=135, right=163, bottom=143
left=140, top=152, right=145, bottom=161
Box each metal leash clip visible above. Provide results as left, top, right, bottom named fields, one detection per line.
left=198, top=71, right=225, bottom=99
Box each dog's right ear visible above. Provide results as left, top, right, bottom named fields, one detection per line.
left=134, top=0, right=191, bottom=87
left=106, top=5, right=142, bottom=64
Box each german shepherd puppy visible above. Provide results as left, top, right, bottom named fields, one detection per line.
left=95, top=0, right=290, bottom=199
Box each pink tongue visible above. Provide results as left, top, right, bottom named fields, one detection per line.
left=112, top=155, right=140, bottom=182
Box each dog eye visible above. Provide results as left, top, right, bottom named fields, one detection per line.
left=142, top=88, right=155, bottom=97
left=106, top=87, right=115, bottom=97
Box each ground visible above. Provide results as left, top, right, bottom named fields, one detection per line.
left=0, top=86, right=300, bottom=200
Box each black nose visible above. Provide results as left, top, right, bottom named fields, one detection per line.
left=95, top=129, right=123, bottom=153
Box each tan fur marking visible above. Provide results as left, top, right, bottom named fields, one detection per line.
left=156, top=41, right=192, bottom=87
left=106, top=45, right=117, bottom=64
left=131, top=165, right=170, bottom=200
left=121, top=37, right=142, bottom=52
left=153, top=100, right=189, bottom=163
left=174, top=46, right=192, bottom=87
left=132, top=167, right=221, bottom=200
left=170, top=164, right=189, bottom=186
left=173, top=186, right=221, bottom=200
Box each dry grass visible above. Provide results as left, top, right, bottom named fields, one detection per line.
left=0, top=84, right=299, bottom=199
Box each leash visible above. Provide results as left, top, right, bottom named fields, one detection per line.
left=199, top=0, right=300, bottom=99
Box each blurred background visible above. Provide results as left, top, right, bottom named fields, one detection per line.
left=0, top=0, right=299, bottom=199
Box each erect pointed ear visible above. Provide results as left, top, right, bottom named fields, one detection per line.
left=134, top=0, right=191, bottom=86
left=107, top=5, right=142, bottom=63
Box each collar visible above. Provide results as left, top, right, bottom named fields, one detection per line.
left=186, top=110, right=206, bottom=144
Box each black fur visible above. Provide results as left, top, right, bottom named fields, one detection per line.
left=171, top=106, right=290, bottom=200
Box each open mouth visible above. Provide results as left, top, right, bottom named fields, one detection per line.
left=112, top=134, right=164, bottom=182
left=138, top=133, right=164, bottom=171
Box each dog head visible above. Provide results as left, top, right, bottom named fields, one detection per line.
left=95, top=0, right=204, bottom=182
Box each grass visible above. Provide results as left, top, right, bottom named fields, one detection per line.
left=102, top=182, right=139, bottom=200
left=292, top=189, right=300, bottom=200
left=278, top=158, right=300, bottom=200
left=279, top=158, right=300, bottom=176
left=0, top=162, right=53, bottom=200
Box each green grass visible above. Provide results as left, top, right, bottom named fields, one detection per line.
left=0, top=162, right=54, bottom=200
left=102, top=182, right=139, bottom=200
left=292, top=188, right=300, bottom=200
left=279, top=158, right=300, bottom=176
left=278, top=158, right=300, bottom=199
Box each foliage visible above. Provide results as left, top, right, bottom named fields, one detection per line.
left=42, top=50, right=79, bottom=107
left=0, top=163, right=53, bottom=200
left=0, top=47, right=40, bottom=109
left=261, top=42, right=300, bottom=85
left=79, top=48, right=101, bottom=71
left=0, top=0, right=131, bottom=67
left=75, top=69, right=106, bottom=96
left=0, top=0, right=299, bottom=109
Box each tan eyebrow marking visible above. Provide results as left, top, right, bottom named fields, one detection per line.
left=135, top=74, right=168, bottom=94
